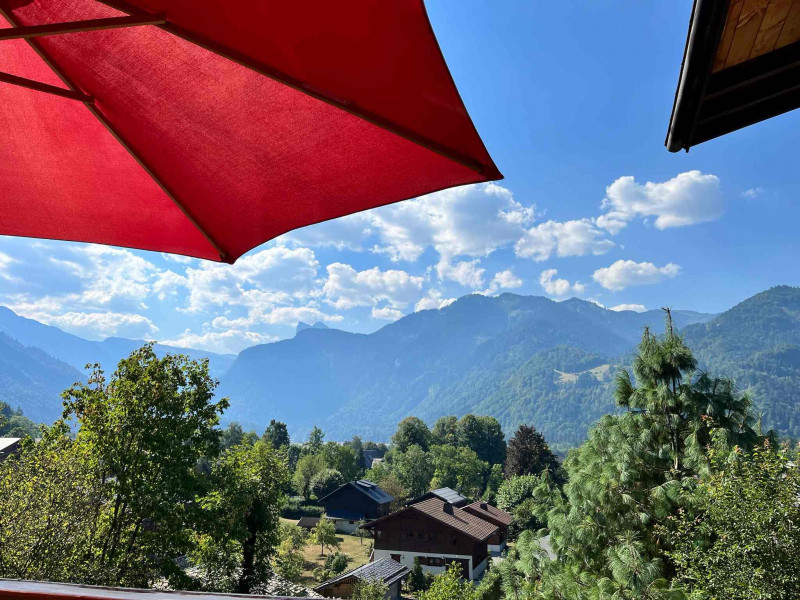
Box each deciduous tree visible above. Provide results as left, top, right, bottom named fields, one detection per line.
left=392, top=416, right=432, bottom=452
left=62, top=344, right=228, bottom=587
left=311, top=516, right=339, bottom=556
left=668, top=442, right=800, bottom=599
left=430, top=444, right=487, bottom=497
left=263, top=419, right=290, bottom=449
left=197, top=440, right=289, bottom=593
left=293, top=453, right=326, bottom=499
left=393, top=444, right=433, bottom=497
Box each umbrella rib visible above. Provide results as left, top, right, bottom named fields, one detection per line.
left=0, top=7, right=229, bottom=263
left=0, top=71, right=93, bottom=102
left=0, top=15, right=166, bottom=41
left=92, top=0, right=488, bottom=176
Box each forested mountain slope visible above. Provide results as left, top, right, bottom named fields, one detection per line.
left=0, top=307, right=235, bottom=378
left=684, top=286, right=800, bottom=438
left=220, top=293, right=714, bottom=445
left=0, top=332, right=83, bottom=424
left=0, top=306, right=235, bottom=425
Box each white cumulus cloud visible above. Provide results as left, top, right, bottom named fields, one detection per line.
left=323, top=263, right=424, bottom=310
left=593, top=260, right=681, bottom=291
left=35, top=311, right=159, bottom=341
left=598, top=171, right=722, bottom=233
left=515, top=219, right=614, bottom=261
left=609, top=303, right=648, bottom=312
left=414, top=289, right=456, bottom=312
left=484, top=269, right=523, bottom=295
left=436, top=259, right=486, bottom=289
left=538, top=269, right=586, bottom=297
left=161, top=328, right=277, bottom=355
left=371, top=306, right=405, bottom=321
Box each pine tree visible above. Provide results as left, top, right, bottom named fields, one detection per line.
left=530, top=310, right=758, bottom=599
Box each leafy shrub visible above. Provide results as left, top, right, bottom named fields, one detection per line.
left=281, top=497, right=323, bottom=519
left=310, top=468, right=344, bottom=499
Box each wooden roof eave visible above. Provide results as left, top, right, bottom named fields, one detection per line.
left=666, top=0, right=731, bottom=152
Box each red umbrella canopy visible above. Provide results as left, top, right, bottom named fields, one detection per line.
left=0, top=0, right=501, bottom=263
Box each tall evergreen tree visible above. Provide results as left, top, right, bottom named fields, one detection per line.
left=532, top=310, right=758, bottom=599
left=504, top=424, right=559, bottom=478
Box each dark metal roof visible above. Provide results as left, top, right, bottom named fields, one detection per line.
left=666, top=0, right=800, bottom=152
left=320, top=479, right=393, bottom=506
left=296, top=516, right=320, bottom=529
left=407, top=487, right=468, bottom=507
left=362, top=449, right=383, bottom=468
left=430, top=487, right=468, bottom=505
left=313, top=558, right=409, bottom=592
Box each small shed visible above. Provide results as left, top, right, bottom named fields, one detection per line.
left=314, top=557, right=409, bottom=600
left=297, top=516, right=321, bottom=530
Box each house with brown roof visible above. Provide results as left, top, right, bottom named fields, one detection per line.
left=364, top=498, right=497, bottom=580
left=461, top=501, right=513, bottom=553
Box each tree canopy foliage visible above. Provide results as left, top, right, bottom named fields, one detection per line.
left=0, top=344, right=288, bottom=593
left=504, top=424, right=560, bottom=479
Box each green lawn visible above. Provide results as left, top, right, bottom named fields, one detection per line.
left=280, top=518, right=372, bottom=588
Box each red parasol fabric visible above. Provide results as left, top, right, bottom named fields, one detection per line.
left=0, top=0, right=501, bottom=263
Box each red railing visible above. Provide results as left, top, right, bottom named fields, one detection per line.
left=0, top=580, right=308, bottom=600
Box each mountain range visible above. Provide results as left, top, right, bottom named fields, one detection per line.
left=0, top=307, right=234, bottom=424
left=4, top=286, right=800, bottom=448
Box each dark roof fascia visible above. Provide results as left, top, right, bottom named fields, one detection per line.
left=319, top=481, right=392, bottom=505
left=665, top=0, right=729, bottom=152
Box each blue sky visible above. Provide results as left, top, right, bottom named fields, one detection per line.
left=1, top=0, right=799, bottom=355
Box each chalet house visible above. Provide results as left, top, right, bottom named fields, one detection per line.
left=319, top=479, right=393, bottom=533
left=314, top=557, right=409, bottom=600
left=365, top=498, right=497, bottom=580
left=0, top=438, right=21, bottom=462
left=362, top=448, right=384, bottom=469
left=461, top=501, right=513, bottom=553
left=406, top=486, right=469, bottom=508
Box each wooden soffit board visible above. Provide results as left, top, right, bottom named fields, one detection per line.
left=666, top=0, right=800, bottom=151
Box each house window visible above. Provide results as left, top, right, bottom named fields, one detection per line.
left=376, top=530, right=382, bottom=540
left=450, top=535, right=457, bottom=545
left=349, top=520, right=354, bottom=524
